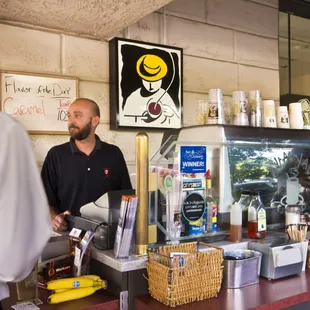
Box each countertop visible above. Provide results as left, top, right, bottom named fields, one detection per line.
left=54, top=230, right=307, bottom=273
left=90, top=230, right=288, bottom=272
left=2, top=284, right=119, bottom=310
left=134, top=270, right=310, bottom=310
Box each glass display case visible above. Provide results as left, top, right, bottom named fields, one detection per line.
left=149, top=124, right=310, bottom=242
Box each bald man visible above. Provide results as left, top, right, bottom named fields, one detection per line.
left=41, top=98, right=132, bottom=231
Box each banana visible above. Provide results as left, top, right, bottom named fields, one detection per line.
left=53, top=284, right=101, bottom=294
left=47, top=277, right=95, bottom=290
left=54, top=288, right=70, bottom=293
left=48, top=285, right=103, bottom=304
left=53, top=281, right=107, bottom=294
left=80, top=274, right=101, bottom=281
left=96, top=279, right=108, bottom=290
left=79, top=275, right=107, bottom=289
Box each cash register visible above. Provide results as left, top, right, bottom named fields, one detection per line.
left=67, top=189, right=135, bottom=250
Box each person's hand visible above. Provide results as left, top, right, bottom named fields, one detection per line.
left=162, top=105, right=176, bottom=117
left=52, top=210, right=71, bottom=231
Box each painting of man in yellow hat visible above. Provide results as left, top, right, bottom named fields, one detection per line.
left=109, top=38, right=183, bottom=129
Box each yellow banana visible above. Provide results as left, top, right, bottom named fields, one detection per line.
left=97, top=279, right=107, bottom=290
left=80, top=274, right=101, bottom=281
left=80, top=275, right=107, bottom=289
left=54, top=288, right=69, bottom=293
left=54, top=283, right=101, bottom=294
left=48, top=285, right=103, bottom=304
left=47, top=277, right=95, bottom=290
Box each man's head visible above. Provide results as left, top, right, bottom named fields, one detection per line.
left=67, top=98, right=100, bottom=140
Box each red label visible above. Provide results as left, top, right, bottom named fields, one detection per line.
left=103, top=168, right=110, bottom=177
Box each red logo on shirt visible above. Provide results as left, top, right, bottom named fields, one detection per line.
left=103, top=168, right=110, bottom=177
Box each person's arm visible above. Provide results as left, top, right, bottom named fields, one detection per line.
left=0, top=121, right=51, bottom=282
left=50, top=206, right=59, bottom=219
left=41, top=149, right=68, bottom=231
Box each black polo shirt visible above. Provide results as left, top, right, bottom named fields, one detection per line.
left=41, top=135, right=132, bottom=215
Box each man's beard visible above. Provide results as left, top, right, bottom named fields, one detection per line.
left=69, top=121, right=92, bottom=140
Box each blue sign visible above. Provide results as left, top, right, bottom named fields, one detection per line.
left=180, top=146, right=207, bottom=174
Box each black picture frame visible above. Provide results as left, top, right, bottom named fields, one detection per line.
left=109, top=37, right=183, bottom=130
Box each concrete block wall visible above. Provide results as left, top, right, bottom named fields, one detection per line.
left=0, top=0, right=280, bottom=178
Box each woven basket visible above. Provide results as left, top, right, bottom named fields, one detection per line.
left=147, top=242, right=223, bottom=307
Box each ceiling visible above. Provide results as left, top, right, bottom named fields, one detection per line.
left=0, top=0, right=174, bottom=40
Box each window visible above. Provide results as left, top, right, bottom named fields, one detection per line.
left=279, top=0, right=310, bottom=103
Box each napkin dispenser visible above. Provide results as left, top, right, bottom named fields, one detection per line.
left=249, top=237, right=306, bottom=280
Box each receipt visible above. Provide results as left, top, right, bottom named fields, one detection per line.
left=11, top=302, right=39, bottom=310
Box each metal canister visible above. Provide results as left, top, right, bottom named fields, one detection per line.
left=249, top=90, right=262, bottom=127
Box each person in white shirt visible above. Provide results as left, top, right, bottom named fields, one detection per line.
left=0, top=113, right=51, bottom=306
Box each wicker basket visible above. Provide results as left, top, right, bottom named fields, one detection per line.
left=147, top=242, right=223, bottom=307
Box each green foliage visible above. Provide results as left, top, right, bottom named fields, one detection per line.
left=228, top=146, right=274, bottom=183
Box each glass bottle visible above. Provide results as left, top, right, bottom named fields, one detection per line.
left=204, top=170, right=218, bottom=232
left=248, top=192, right=267, bottom=239
left=237, top=191, right=252, bottom=211
left=285, top=205, right=301, bottom=226
left=230, top=203, right=242, bottom=242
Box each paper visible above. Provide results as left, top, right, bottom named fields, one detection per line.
left=12, top=302, right=39, bottom=310
left=69, top=228, right=82, bottom=238
left=74, top=246, right=82, bottom=267
left=114, top=195, right=138, bottom=258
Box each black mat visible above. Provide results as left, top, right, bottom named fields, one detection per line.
left=283, top=300, right=310, bottom=310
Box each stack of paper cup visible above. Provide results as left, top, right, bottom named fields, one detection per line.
left=277, top=106, right=290, bottom=129
left=289, top=102, right=304, bottom=129
left=263, top=100, right=277, bottom=128
left=232, top=90, right=249, bottom=126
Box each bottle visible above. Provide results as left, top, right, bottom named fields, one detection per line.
left=205, top=170, right=218, bottom=232
left=248, top=90, right=262, bottom=127
left=189, top=218, right=204, bottom=236
left=232, top=91, right=249, bottom=126
left=230, top=203, right=242, bottom=242
left=237, top=191, right=252, bottom=211
left=207, top=88, right=225, bottom=124
left=248, top=192, right=267, bottom=239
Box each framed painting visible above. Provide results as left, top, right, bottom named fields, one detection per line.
left=109, top=37, right=183, bottom=130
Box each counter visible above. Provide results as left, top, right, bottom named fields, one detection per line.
left=5, top=231, right=304, bottom=309
left=89, top=231, right=294, bottom=309
left=2, top=283, right=119, bottom=310
left=90, top=231, right=289, bottom=271
left=134, top=270, right=310, bottom=310
left=90, top=247, right=147, bottom=272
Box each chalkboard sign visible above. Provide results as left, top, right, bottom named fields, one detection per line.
left=0, top=71, right=78, bottom=133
